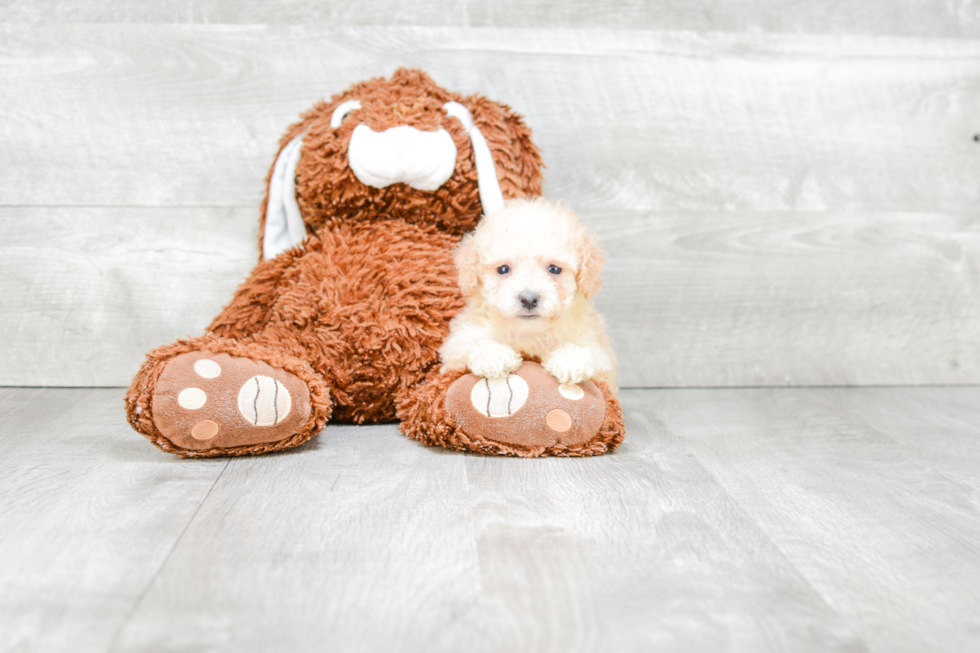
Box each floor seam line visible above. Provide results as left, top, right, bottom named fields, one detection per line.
left=104, top=458, right=232, bottom=653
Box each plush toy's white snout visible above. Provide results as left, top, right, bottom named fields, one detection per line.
left=263, top=100, right=505, bottom=261
left=347, top=124, right=457, bottom=191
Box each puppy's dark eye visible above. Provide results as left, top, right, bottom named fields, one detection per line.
left=548, top=265, right=562, bottom=275
left=497, top=265, right=511, bottom=275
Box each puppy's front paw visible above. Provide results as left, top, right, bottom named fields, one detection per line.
left=544, top=345, right=606, bottom=385
left=468, top=342, right=523, bottom=379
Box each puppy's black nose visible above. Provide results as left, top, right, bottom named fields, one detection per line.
left=519, top=291, right=539, bottom=310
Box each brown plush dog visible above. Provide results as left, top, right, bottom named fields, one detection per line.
left=125, top=68, right=625, bottom=457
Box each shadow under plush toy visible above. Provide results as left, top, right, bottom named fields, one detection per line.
left=126, top=68, right=625, bottom=458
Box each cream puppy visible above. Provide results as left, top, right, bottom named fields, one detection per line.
left=440, top=198, right=617, bottom=392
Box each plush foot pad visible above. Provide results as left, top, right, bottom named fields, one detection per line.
left=151, top=351, right=311, bottom=451
left=445, top=362, right=606, bottom=449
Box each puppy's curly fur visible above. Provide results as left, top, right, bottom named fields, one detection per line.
left=440, top=198, right=617, bottom=392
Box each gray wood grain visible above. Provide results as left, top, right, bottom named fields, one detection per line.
left=111, top=424, right=485, bottom=653
left=0, top=207, right=256, bottom=387
left=648, top=387, right=980, bottom=653
left=1, top=26, right=977, bottom=213
left=92, top=389, right=865, bottom=653
left=2, top=0, right=978, bottom=37
left=462, top=439, right=864, bottom=652
left=0, top=388, right=228, bottom=653
left=7, top=386, right=980, bottom=651
left=820, top=386, right=980, bottom=492
left=596, top=210, right=980, bottom=388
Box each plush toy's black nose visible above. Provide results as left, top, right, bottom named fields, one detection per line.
left=519, top=291, right=539, bottom=310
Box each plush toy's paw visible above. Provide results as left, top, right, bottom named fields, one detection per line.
left=445, top=361, right=607, bottom=450
left=467, top=342, right=523, bottom=379
left=148, top=351, right=312, bottom=452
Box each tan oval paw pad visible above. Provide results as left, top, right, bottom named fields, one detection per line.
left=194, top=359, right=222, bottom=379
left=546, top=409, right=573, bottom=432
left=558, top=384, right=585, bottom=401
left=191, top=420, right=219, bottom=440
left=178, top=387, right=207, bottom=410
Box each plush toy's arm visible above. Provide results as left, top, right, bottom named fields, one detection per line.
left=206, top=250, right=296, bottom=338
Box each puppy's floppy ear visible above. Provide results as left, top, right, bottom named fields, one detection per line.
left=453, top=233, right=481, bottom=297
left=575, top=232, right=605, bottom=299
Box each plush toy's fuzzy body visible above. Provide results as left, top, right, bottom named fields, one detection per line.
left=126, top=68, right=625, bottom=458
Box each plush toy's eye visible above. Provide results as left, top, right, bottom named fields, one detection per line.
left=497, top=265, right=511, bottom=275
left=548, top=265, right=562, bottom=275
left=330, top=99, right=362, bottom=128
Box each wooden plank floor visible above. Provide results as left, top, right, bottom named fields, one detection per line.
left=2, top=387, right=979, bottom=653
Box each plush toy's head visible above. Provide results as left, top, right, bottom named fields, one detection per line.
left=261, top=68, right=544, bottom=259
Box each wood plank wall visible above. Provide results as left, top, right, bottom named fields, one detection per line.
left=1, top=4, right=979, bottom=387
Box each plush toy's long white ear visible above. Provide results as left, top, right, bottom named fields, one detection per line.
left=443, top=101, right=505, bottom=216
left=263, top=134, right=308, bottom=261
